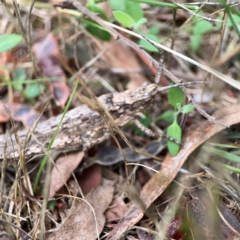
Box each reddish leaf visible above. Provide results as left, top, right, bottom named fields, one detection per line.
left=0, top=103, right=45, bottom=127
left=79, top=164, right=103, bottom=195
left=167, top=216, right=185, bottom=240
left=33, top=34, right=70, bottom=108
left=49, top=80, right=70, bottom=109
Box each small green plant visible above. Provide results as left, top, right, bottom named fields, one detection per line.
left=166, top=86, right=194, bottom=156
left=133, top=86, right=194, bottom=156
left=0, top=34, right=23, bottom=53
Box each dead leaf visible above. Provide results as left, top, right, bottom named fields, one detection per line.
left=47, top=179, right=115, bottom=240
left=136, top=229, right=155, bottom=240
left=0, top=103, right=45, bottom=127
left=33, top=34, right=70, bottom=108
left=107, top=104, right=240, bottom=240
left=105, top=196, right=128, bottom=224
left=79, top=164, right=102, bottom=195
left=49, top=151, right=85, bottom=198
left=167, top=216, right=184, bottom=240
left=95, top=40, right=148, bottom=90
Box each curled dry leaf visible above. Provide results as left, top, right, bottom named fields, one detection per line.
left=49, top=151, right=85, bottom=198
left=47, top=179, right=115, bottom=240
left=108, top=104, right=240, bottom=240
left=33, top=34, right=70, bottom=108
left=0, top=103, right=45, bottom=127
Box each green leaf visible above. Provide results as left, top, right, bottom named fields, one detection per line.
left=0, top=34, right=22, bottom=53
left=154, top=110, right=175, bottom=123
left=84, top=19, right=111, bottom=41
left=181, top=104, right=194, bottom=113
left=133, top=18, right=147, bottom=30
left=167, top=120, right=182, bottom=156
left=87, top=0, right=95, bottom=5
left=87, top=25, right=111, bottom=41
left=125, top=1, right=143, bottom=21
left=193, top=20, right=213, bottom=35
left=190, top=34, right=202, bottom=52
left=85, top=5, right=110, bottom=40
left=176, top=103, right=182, bottom=112
left=168, top=86, right=184, bottom=108
left=192, top=10, right=204, bottom=22
left=149, top=25, right=160, bottom=35
left=139, top=34, right=159, bottom=52
left=113, top=11, right=136, bottom=28
left=109, top=0, right=125, bottom=11
left=24, top=83, right=45, bottom=99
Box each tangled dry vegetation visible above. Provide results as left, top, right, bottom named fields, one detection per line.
left=0, top=0, right=240, bottom=239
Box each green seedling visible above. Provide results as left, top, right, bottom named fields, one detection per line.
left=167, top=86, right=194, bottom=156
